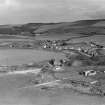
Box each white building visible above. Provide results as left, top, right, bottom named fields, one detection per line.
left=80, top=70, right=97, bottom=77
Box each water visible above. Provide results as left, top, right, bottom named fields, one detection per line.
left=0, top=49, right=64, bottom=66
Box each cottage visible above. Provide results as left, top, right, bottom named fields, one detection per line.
left=90, top=80, right=98, bottom=85
left=55, top=66, right=61, bottom=71
left=43, top=45, right=47, bottom=48
left=53, top=65, right=63, bottom=71
left=79, top=70, right=97, bottom=76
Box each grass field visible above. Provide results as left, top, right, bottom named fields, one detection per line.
left=0, top=73, right=104, bottom=105
left=0, top=49, right=65, bottom=65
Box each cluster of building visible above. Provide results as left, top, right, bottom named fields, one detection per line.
left=40, top=39, right=105, bottom=58
left=39, top=40, right=105, bottom=95
left=36, top=57, right=105, bottom=96
left=40, top=40, right=67, bottom=50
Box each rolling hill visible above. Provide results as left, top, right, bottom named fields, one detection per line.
left=0, top=19, right=105, bottom=38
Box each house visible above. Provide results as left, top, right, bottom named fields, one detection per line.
left=55, top=46, right=62, bottom=50
left=43, top=45, right=47, bottom=48
left=79, top=70, right=97, bottom=76
left=102, top=70, right=105, bottom=73
left=55, top=66, right=61, bottom=71
left=90, top=80, right=99, bottom=85
left=53, top=65, right=64, bottom=71
left=90, top=41, right=104, bottom=48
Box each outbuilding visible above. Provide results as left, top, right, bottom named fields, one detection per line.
left=79, top=70, right=97, bottom=76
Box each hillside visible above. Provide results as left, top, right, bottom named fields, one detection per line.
left=0, top=19, right=105, bottom=39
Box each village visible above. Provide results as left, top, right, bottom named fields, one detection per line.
left=0, top=39, right=105, bottom=96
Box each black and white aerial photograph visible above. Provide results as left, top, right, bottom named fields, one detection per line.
left=1, top=0, right=105, bottom=105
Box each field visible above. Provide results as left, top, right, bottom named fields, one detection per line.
left=0, top=49, right=64, bottom=65
left=0, top=73, right=104, bottom=105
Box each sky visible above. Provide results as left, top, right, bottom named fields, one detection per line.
left=0, top=0, right=105, bottom=24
